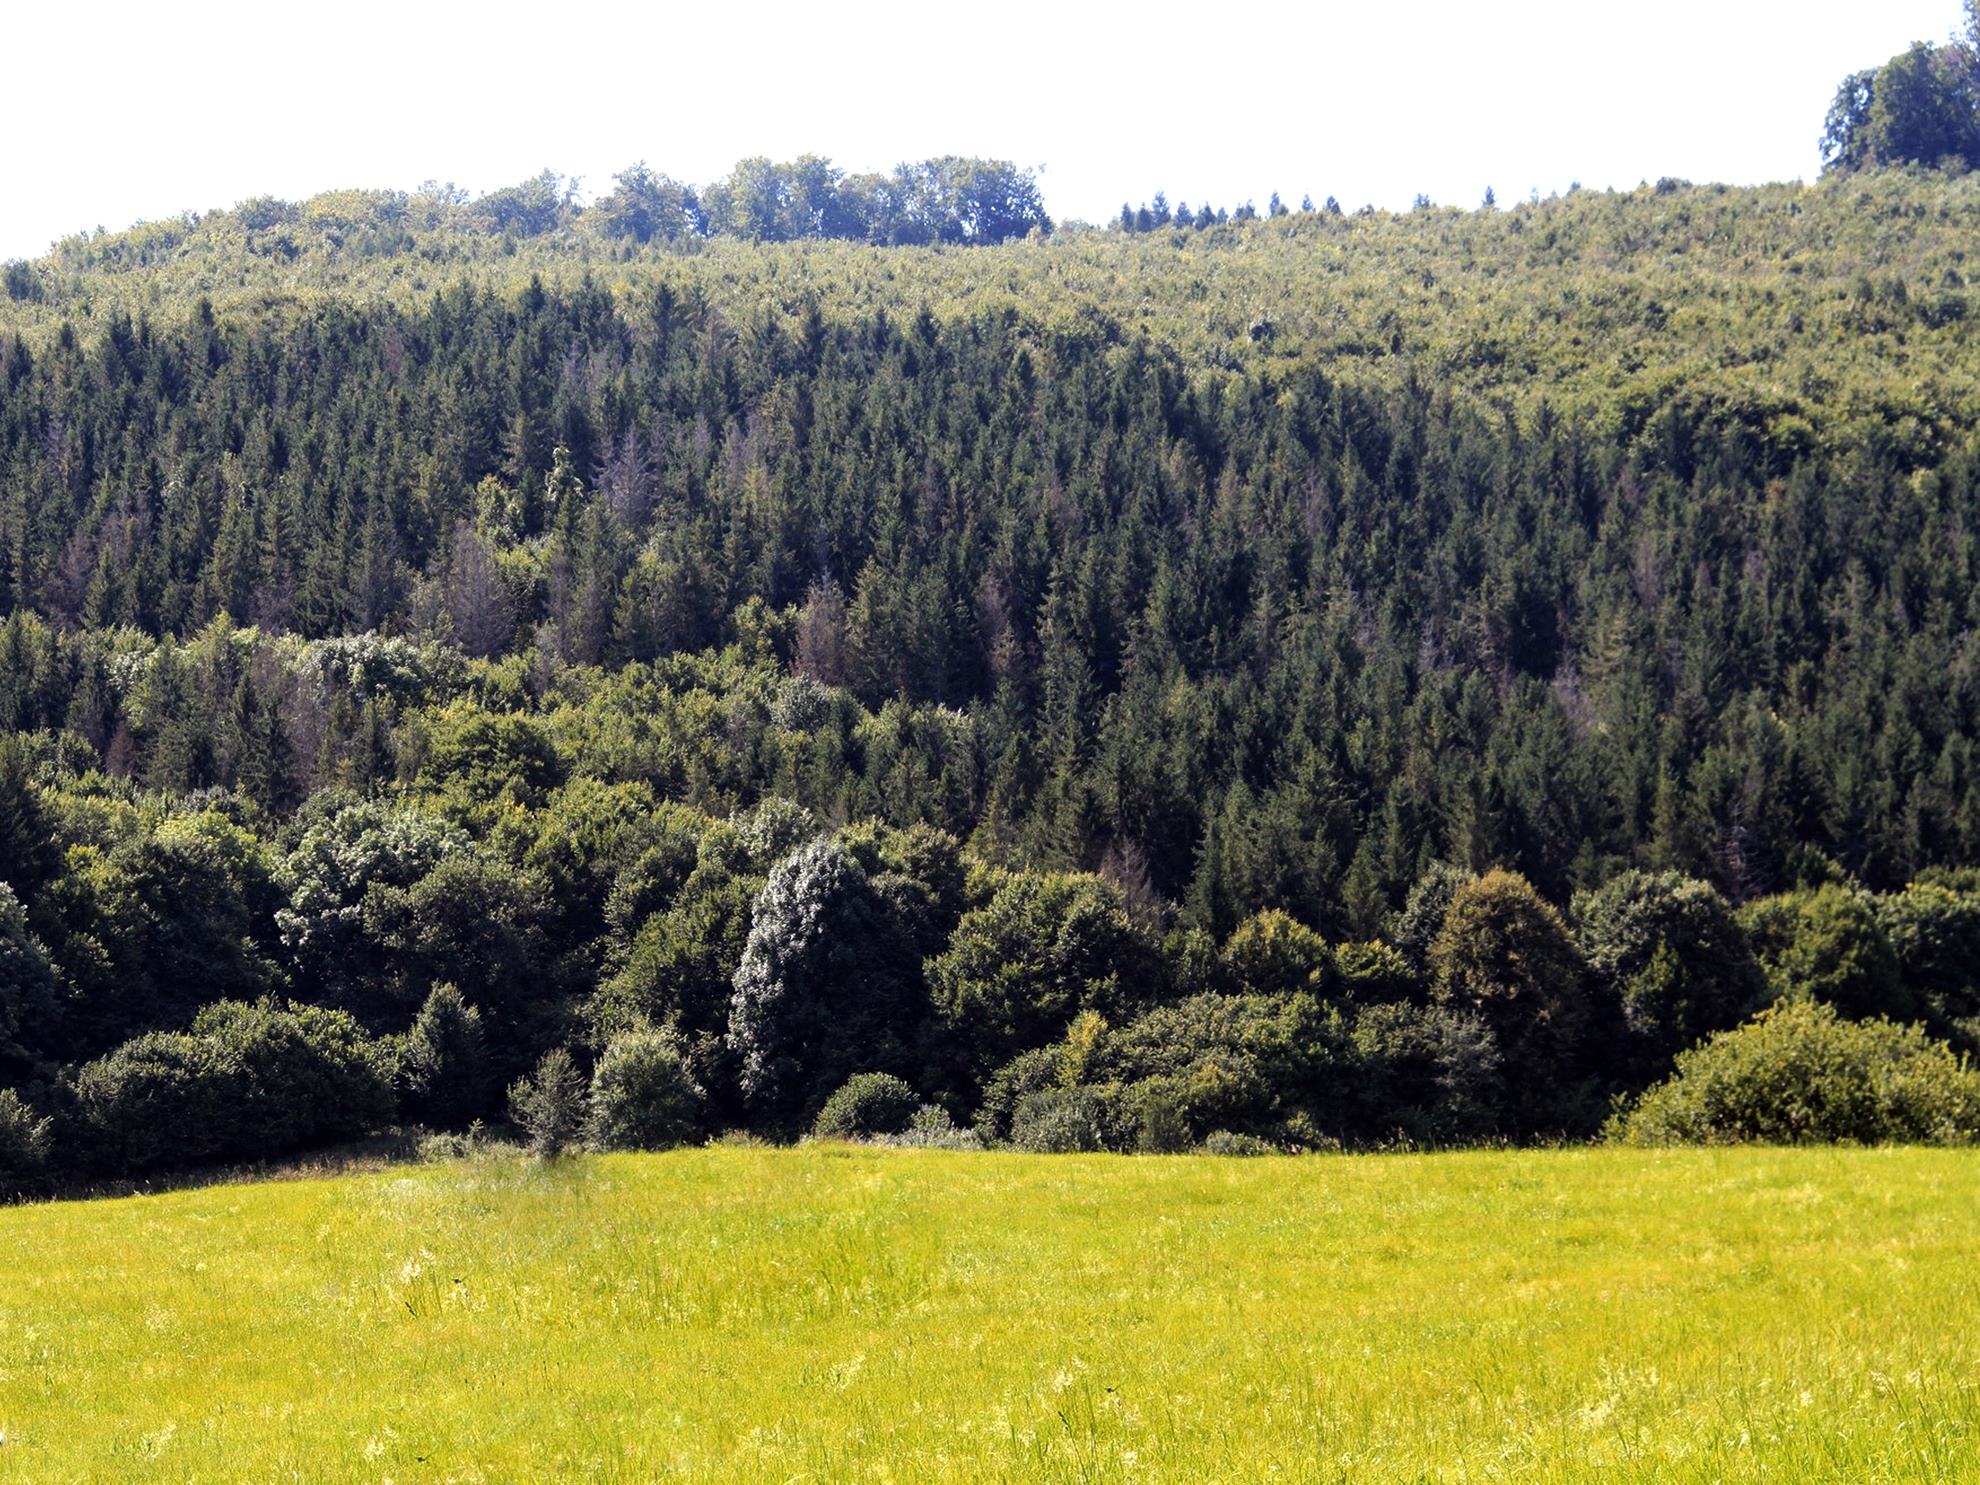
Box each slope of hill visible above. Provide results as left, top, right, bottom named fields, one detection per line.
left=5, top=170, right=1980, bottom=1176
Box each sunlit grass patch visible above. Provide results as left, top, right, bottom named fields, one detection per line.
left=2, top=1145, right=1976, bottom=1481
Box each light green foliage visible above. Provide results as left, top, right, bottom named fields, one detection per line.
left=1614, top=999, right=1980, bottom=1145
left=4, top=1147, right=1979, bottom=1480
left=1218, top=909, right=1332, bottom=998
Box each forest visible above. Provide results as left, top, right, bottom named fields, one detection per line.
left=6, top=130, right=1980, bottom=1183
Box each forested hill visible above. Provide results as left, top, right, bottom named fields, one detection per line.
left=5, top=169, right=1980, bottom=1175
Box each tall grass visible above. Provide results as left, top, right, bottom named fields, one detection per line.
left=2, top=1146, right=1975, bottom=1481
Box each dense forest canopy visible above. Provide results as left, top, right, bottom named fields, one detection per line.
left=6, top=135, right=1980, bottom=1178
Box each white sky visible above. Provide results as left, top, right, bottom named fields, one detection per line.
left=2, top=0, right=1965, bottom=260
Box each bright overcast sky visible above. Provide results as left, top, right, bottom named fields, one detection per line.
left=3, top=0, right=1965, bottom=260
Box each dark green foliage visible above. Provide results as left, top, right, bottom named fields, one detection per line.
left=1331, top=941, right=1417, bottom=1004
left=1575, top=871, right=1765, bottom=1074
left=71, top=1001, right=393, bottom=1174
left=1431, top=871, right=1594, bottom=1133
left=396, top=983, right=490, bottom=1129
left=0, top=738, right=57, bottom=903
left=1390, top=866, right=1475, bottom=974
left=1343, top=1002, right=1503, bottom=1145
left=1739, top=886, right=1910, bottom=1021
left=13, top=168, right=1980, bottom=1168
left=727, top=841, right=922, bottom=1128
left=0, top=1088, right=51, bottom=1185
left=1220, top=910, right=1332, bottom=999
left=1876, top=882, right=1980, bottom=1032
left=927, top=872, right=1157, bottom=1092
left=811, top=1072, right=920, bottom=1141
left=1614, top=1000, right=1980, bottom=1145
left=508, top=1047, right=589, bottom=1158
left=973, top=1045, right=1062, bottom=1143
left=1008, top=1087, right=1107, bottom=1153
left=586, top=1032, right=703, bottom=1151
left=0, top=882, right=57, bottom=1075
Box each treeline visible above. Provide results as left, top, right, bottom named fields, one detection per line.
left=3, top=154, right=1048, bottom=291
left=3, top=675, right=1979, bottom=1185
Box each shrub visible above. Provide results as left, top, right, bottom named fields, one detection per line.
left=1199, top=1129, right=1276, bottom=1156
left=727, top=841, right=922, bottom=1129
left=1613, top=1000, right=1980, bottom=1146
left=0, top=1088, right=51, bottom=1184
left=876, top=1104, right=984, bottom=1150
left=1008, top=1087, right=1108, bottom=1153
left=1344, top=1001, right=1504, bottom=1145
left=1739, top=884, right=1908, bottom=1019
left=973, top=1045, right=1062, bottom=1142
left=396, top=982, right=490, bottom=1128
left=587, top=1033, right=703, bottom=1151
left=1127, top=1078, right=1193, bottom=1153
left=1331, top=940, right=1416, bottom=1004
left=1389, top=863, right=1475, bottom=971
left=811, top=1072, right=920, bottom=1140
left=72, top=1001, right=393, bottom=1174
left=508, top=1048, right=589, bottom=1158
left=1574, top=871, right=1764, bottom=1072
left=1876, top=883, right=1980, bottom=1026
left=0, top=882, right=58, bottom=1074
left=1220, top=910, right=1331, bottom=998
left=927, top=871, right=1158, bottom=1092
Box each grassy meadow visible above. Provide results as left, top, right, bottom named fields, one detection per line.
left=1, top=1146, right=1977, bottom=1482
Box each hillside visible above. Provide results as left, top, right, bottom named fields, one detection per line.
left=6, top=171, right=1980, bottom=1179
left=11, top=171, right=1980, bottom=441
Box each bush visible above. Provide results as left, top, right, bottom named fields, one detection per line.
left=0, top=1088, right=51, bottom=1184
left=727, top=841, right=922, bottom=1129
left=396, top=982, right=490, bottom=1128
left=1345, top=1001, right=1504, bottom=1145
left=973, top=1045, right=1062, bottom=1143
left=1220, top=910, right=1331, bottom=998
left=1739, top=885, right=1910, bottom=1020
left=508, top=1048, right=589, bottom=1158
left=1008, top=1087, right=1108, bottom=1153
left=1199, top=1129, right=1277, bottom=1156
left=812, top=1072, right=920, bottom=1140
left=1613, top=1000, right=1980, bottom=1146
left=587, top=1033, right=703, bottom=1151
left=1331, top=940, right=1417, bottom=1004
left=927, top=870, right=1158, bottom=1092
left=1574, top=871, right=1764, bottom=1072
left=1389, top=863, right=1475, bottom=971
left=1876, top=883, right=1980, bottom=1026
left=0, top=882, right=58, bottom=1075
left=72, top=1001, right=393, bottom=1175
left=876, top=1104, right=984, bottom=1150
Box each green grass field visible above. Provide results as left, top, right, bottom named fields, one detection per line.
left=2, top=1146, right=1977, bottom=1483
